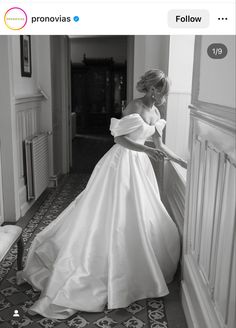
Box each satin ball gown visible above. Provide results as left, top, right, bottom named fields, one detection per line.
left=17, top=113, right=180, bottom=319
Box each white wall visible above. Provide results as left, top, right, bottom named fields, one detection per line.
left=133, top=36, right=170, bottom=98
left=70, top=36, right=127, bottom=63
left=166, top=35, right=195, bottom=160
left=0, top=36, right=20, bottom=222
left=11, top=36, right=38, bottom=97
left=51, top=36, right=64, bottom=178
left=168, top=36, right=195, bottom=93
left=132, top=36, right=145, bottom=98
left=35, top=36, right=53, bottom=132
left=198, top=36, right=236, bottom=108
left=35, top=36, right=54, bottom=177
left=126, top=36, right=134, bottom=102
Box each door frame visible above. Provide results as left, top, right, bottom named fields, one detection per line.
left=60, top=36, right=72, bottom=173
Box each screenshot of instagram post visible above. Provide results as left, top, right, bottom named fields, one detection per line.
left=0, top=1, right=235, bottom=328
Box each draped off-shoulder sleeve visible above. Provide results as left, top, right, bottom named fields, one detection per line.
left=109, top=114, right=143, bottom=137
left=155, top=119, right=166, bottom=137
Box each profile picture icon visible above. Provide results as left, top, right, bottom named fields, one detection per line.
left=4, top=7, right=27, bottom=30
left=13, top=309, right=20, bottom=317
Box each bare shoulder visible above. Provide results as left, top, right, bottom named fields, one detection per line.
left=122, top=99, right=142, bottom=117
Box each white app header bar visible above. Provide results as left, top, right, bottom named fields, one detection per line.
left=0, top=2, right=235, bottom=35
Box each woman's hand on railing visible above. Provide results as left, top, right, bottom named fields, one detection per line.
left=145, top=148, right=167, bottom=161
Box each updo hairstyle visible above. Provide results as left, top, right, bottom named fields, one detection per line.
left=136, top=69, right=169, bottom=96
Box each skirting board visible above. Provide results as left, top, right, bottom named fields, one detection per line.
left=20, top=198, right=36, bottom=218
left=49, top=173, right=63, bottom=188
left=20, top=174, right=60, bottom=218
left=182, top=281, right=198, bottom=328
left=19, top=185, right=36, bottom=218
left=49, top=174, right=59, bottom=188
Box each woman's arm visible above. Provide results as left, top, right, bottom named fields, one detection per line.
left=114, top=136, right=165, bottom=161
left=152, top=130, right=187, bottom=169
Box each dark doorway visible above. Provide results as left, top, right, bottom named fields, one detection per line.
left=70, top=36, right=127, bottom=173
left=71, top=56, right=126, bottom=135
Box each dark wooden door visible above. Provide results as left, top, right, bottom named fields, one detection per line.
left=71, top=59, right=126, bottom=134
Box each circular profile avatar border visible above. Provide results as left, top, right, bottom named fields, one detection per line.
left=4, top=7, right=28, bottom=30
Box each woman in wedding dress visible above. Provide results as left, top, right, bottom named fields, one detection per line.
left=17, top=69, right=187, bottom=319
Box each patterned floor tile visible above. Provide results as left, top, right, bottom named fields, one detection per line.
left=20, top=300, right=35, bottom=314
left=0, top=322, right=13, bottom=328
left=93, top=316, right=117, bottom=328
left=102, top=309, right=131, bottom=324
left=130, top=309, right=147, bottom=323
left=24, top=323, right=42, bottom=328
left=0, top=286, right=19, bottom=297
left=0, top=299, right=11, bottom=312
left=0, top=305, right=24, bottom=320
left=147, top=299, right=168, bottom=328
left=123, top=316, right=145, bottom=328
left=79, top=312, right=107, bottom=323
left=54, top=324, right=70, bottom=328
left=67, top=314, right=89, bottom=328
left=126, top=303, right=144, bottom=315
left=36, top=317, right=61, bottom=328
left=6, top=276, right=17, bottom=285
left=11, top=315, right=33, bottom=328
left=7, top=292, right=30, bottom=305
left=24, top=289, right=40, bottom=300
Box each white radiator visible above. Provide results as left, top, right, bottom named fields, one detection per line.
left=25, top=133, right=49, bottom=201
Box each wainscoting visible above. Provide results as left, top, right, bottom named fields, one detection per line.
left=15, top=94, right=44, bottom=216
left=182, top=104, right=235, bottom=328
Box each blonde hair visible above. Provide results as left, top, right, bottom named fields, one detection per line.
left=136, top=69, right=169, bottom=96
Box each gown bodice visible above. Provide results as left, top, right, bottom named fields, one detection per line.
left=110, top=113, right=166, bottom=145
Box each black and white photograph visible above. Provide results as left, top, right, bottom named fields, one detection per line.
left=0, top=35, right=235, bottom=328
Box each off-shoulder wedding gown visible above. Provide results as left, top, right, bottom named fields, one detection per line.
left=17, top=114, right=180, bottom=319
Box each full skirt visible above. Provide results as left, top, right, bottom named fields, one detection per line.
left=17, top=144, right=180, bottom=319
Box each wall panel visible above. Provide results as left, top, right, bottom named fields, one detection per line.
left=15, top=95, right=44, bottom=216
left=214, top=159, right=235, bottom=326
